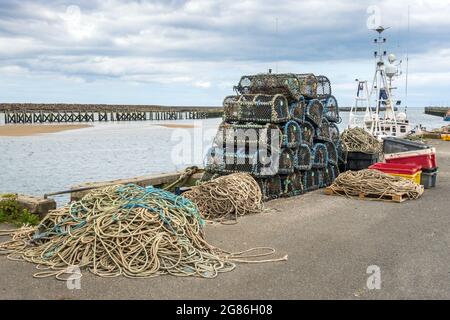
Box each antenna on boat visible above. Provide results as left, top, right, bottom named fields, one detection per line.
left=405, top=5, right=410, bottom=115
left=275, top=17, right=279, bottom=73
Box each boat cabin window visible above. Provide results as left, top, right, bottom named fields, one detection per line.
left=400, top=126, right=406, bottom=133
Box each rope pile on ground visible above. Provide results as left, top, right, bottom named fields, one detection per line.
left=0, top=184, right=285, bottom=280
left=183, top=173, right=263, bottom=222
left=329, top=169, right=424, bottom=200
left=341, top=127, right=382, bottom=154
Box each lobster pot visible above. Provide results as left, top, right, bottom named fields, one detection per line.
left=305, top=99, right=324, bottom=127
left=323, top=165, right=333, bottom=187
left=325, top=141, right=338, bottom=165
left=330, top=164, right=340, bottom=181
left=278, top=148, right=295, bottom=174
left=337, top=141, right=348, bottom=164
left=257, top=176, right=282, bottom=201
left=296, top=74, right=318, bottom=99
left=295, top=144, right=312, bottom=171
left=204, top=146, right=225, bottom=173
left=223, top=95, right=241, bottom=122
left=239, top=94, right=289, bottom=123
left=323, top=95, right=340, bottom=123
left=329, top=123, right=340, bottom=145
left=215, top=122, right=282, bottom=151
left=315, top=118, right=331, bottom=142
left=300, top=121, right=315, bottom=147
left=236, top=74, right=305, bottom=101
left=312, top=143, right=328, bottom=168
left=316, top=75, right=332, bottom=100
left=289, top=97, right=306, bottom=122
left=304, top=170, right=322, bottom=191
left=281, top=172, right=304, bottom=196
left=316, top=169, right=326, bottom=188
left=222, top=149, right=279, bottom=177
left=283, top=120, right=302, bottom=148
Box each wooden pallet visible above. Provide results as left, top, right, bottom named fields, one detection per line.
left=324, top=187, right=408, bottom=203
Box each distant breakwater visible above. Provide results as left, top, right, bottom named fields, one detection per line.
left=0, top=104, right=224, bottom=124
left=0, top=103, right=222, bottom=113
left=424, top=107, right=449, bottom=117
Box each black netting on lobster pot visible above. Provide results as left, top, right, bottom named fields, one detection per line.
left=330, top=164, right=340, bottom=182
left=278, top=148, right=295, bottom=174
left=315, top=118, right=331, bottom=142
left=304, top=170, right=321, bottom=191
left=257, top=176, right=282, bottom=201
left=258, top=123, right=283, bottom=151
left=239, top=94, right=289, bottom=123
left=223, top=95, right=240, bottom=122
left=295, top=144, right=312, bottom=171
left=323, top=95, right=340, bottom=123
left=337, top=140, right=348, bottom=164
left=263, top=94, right=289, bottom=122
left=323, top=165, right=333, bottom=187
left=231, top=147, right=258, bottom=174
left=296, top=74, right=318, bottom=99
left=305, top=99, right=324, bottom=127
left=283, top=120, right=302, bottom=148
left=224, top=148, right=275, bottom=177
left=312, top=143, right=328, bottom=168
left=235, top=94, right=258, bottom=121
left=325, top=141, right=338, bottom=165
left=315, top=169, right=325, bottom=188
left=217, top=122, right=283, bottom=153
left=252, top=148, right=281, bottom=177
left=316, top=75, right=332, bottom=100
left=291, top=172, right=304, bottom=195
left=300, top=121, right=315, bottom=147
left=329, top=122, right=340, bottom=145
left=281, top=172, right=304, bottom=197
left=204, top=146, right=225, bottom=173
left=236, top=74, right=303, bottom=102
left=289, top=97, right=306, bottom=122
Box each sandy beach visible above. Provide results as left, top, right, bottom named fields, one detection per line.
left=0, top=124, right=93, bottom=137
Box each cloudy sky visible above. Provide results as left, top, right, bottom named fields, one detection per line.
left=1, top=0, right=450, bottom=107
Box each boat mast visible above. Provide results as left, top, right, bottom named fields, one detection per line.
left=369, top=26, right=398, bottom=136
left=405, top=5, right=410, bottom=114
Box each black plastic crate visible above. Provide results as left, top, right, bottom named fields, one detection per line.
left=346, top=152, right=379, bottom=170
left=420, top=167, right=438, bottom=189
left=383, top=137, right=430, bottom=154
left=347, top=152, right=379, bottom=160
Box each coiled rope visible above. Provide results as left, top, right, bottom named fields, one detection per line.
left=329, top=169, right=424, bottom=200
left=183, top=173, right=263, bottom=222
left=341, top=127, right=382, bottom=154
left=0, top=184, right=286, bottom=280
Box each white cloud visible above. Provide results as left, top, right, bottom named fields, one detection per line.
left=193, top=81, right=211, bottom=88
left=0, top=0, right=449, bottom=107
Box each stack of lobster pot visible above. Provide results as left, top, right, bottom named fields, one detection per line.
left=204, top=73, right=343, bottom=201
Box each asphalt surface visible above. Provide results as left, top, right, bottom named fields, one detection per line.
left=1, top=140, right=449, bottom=300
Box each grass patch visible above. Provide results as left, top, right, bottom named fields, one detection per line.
left=0, top=194, right=40, bottom=226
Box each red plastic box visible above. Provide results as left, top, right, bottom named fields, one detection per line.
left=384, top=148, right=437, bottom=169
left=369, top=162, right=422, bottom=175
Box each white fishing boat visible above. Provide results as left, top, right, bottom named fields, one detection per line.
left=349, top=26, right=415, bottom=139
